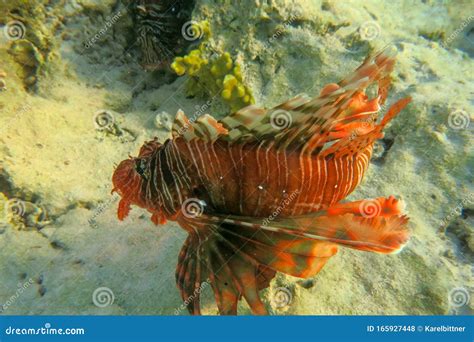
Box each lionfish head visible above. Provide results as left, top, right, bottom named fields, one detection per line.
left=112, top=138, right=162, bottom=205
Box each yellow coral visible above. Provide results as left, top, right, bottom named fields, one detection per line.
left=170, top=57, right=186, bottom=76
left=199, top=21, right=211, bottom=40
left=171, top=51, right=255, bottom=112
left=170, top=22, right=254, bottom=113
left=221, top=74, right=254, bottom=110
left=171, top=49, right=208, bottom=77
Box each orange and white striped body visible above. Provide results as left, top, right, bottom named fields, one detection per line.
left=170, top=138, right=372, bottom=217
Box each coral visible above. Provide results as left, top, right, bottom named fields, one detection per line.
left=171, top=49, right=207, bottom=77
left=171, top=22, right=254, bottom=113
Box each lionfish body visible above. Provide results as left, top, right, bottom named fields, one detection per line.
left=113, top=48, right=411, bottom=315
left=132, top=0, right=195, bottom=69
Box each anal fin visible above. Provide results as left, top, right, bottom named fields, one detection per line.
left=174, top=195, right=409, bottom=315
left=175, top=212, right=336, bottom=315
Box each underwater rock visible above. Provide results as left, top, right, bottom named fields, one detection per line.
left=371, top=138, right=395, bottom=164
left=296, top=279, right=315, bottom=289
left=154, top=111, right=172, bottom=130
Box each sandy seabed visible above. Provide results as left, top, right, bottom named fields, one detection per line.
left=0, top=0, right=473, bottom=315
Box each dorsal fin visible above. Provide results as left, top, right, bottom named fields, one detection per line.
left=219, top=94, right=310, bottom=144
left=213, top=46, right=403, bottom=152
left=172, top=110, right=228, bottom=142
left=270, top=46, right=399, bottom=154
left=171, top=47, right=407, bottom=153
left=319, top=97, right=411, bottom=159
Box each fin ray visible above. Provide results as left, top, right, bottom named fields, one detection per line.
left=214, top=46, right=405, bottom=155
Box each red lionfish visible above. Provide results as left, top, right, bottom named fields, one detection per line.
left=112, top=47, right=411, bottom=315
left=132, top=0, right=196, bottom=70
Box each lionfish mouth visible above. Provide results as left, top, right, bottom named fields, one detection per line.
left=112, top=158, right=139, bottom=199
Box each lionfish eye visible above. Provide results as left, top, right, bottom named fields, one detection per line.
left=135, top=159, right=150, bottom=180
